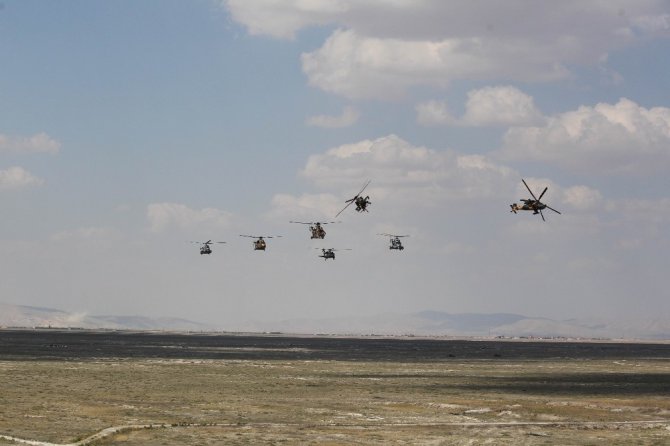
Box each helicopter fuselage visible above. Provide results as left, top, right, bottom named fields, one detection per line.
left=310, top=224, right=326, bottom=239
left=355, top=196, right=371, bottom=212
left=511, top=200, right=546, bottom=214
left=319, top=249, right=335, bottom=260
left=389, top=240, right=404, bottom=250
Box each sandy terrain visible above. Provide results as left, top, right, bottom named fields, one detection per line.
left=0, top=330, right=668, bottom=445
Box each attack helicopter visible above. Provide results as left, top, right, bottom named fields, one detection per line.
left=316, top=248, right=351, bottom=260
left=289, top=220, right=341, bottom=239
left=189, top=240, right=226, bottom=255
left=510, top=179, right=562, bottom=221
left=335, top=180, right=371, bottom=218
left=378, top=233, right=409, bottom=251
left=239, top=234, right=282, bottom=251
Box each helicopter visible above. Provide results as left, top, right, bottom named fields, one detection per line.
left=316, top=248, right=351, bottom=260
left=189, top=240, right=226, bottom=255
left=289, top=220, right=341, bottom=239
left=510, top=179, right=562, bottom=221
left=335, top=180, right=371, bottom=218
left=239, top=235, right=282, bottom=251
left=378, top=233, right=409, bottom=251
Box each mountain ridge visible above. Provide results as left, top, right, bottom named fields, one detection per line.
left=1, top=303, right=668, bottom=339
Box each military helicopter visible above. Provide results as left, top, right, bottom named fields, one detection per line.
left=315, top=248, right=351, bottom=260
left=510, top=179, right=562, bottom=221
left=335, top=180, right=371, bottom=218
left=239, top=235, right=282, bottom=251
left=289, top=220, right=341, bottom=239
left=189, top=240, right=226, bottom=255
left=378, top=233, right=409, bottom=251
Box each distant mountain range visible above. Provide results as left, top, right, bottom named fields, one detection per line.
left=1, top=302, right=669, bottom=340
left=233, top=310, right=670, bottom=340
left=0, top=303, right=212, bottom=332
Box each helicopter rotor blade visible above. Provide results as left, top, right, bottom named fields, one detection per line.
left=545, top=205, right=561, bottom=215
left=335, top=200, right=354, bottom=218
left=289, top=221, right=311, bottom=225
left=355, top=179, right=371, bottom=198
left=539, top=208, right=546, bottom=222
left=521, top=179, right=539, bottom=201
left=537, top=187, right=548, bottom=201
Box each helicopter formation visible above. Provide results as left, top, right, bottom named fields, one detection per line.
left=189, top=179, right=559, bottom=258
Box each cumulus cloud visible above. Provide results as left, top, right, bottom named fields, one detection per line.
left=415, top=100, right=456, bottom=126
left=461, top=86, right=545, bottom=127
left=0, top=132, right=61, bottom=154
left=499, top=98, right=670, bottom=174
left=417, top=86, right=544, bottom=127
left=227, top=1, right=670, bottom=99
left=301, top=134, right=515, bottom=203
left=0, top=166, right=44, bottom=190
left=227, top=1, right=669, bottom=42
left=306, top=106, right=360, bottom=128
left=561, top=186, right=604, bottom=210
left=269, top=193, right=342, bottom=220
left=147, top=203, right=234, bottom=233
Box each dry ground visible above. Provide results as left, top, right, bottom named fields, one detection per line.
left=0, top=356, right=669, bottom=445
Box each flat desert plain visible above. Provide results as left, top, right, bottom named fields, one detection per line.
left=0, top=330, right=669, bottom=445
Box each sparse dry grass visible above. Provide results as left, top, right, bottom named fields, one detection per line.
left=0, top=357, right=669, bottom=445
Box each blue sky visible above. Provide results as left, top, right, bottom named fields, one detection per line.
left=1, top=1, right=670, bottom=328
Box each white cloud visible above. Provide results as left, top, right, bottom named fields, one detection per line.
left=227, top=1, right=670, bottom=99
left=301, top=134, right=515, bottom=202
left=225, top=0, right=350, bottom=39
left=306, top=106, right=360, bottom=128
left=269, top=193, right=342, bottom=220
left=0, top=166, right=44, bottom=190
left=0, top=132, right=61, bottom=154
left=227, top=1, right=669, bottom=42
left=461, top=86, right=545, bottom=127
left=415, top=100, right=456, bottom=126
left=147, top=202, right=234, bottom=233
left=499, top=98, right=670, bottom=174
left=561, top=186, right=604, bottom=210
left=417, top=86, right=544, bottom=127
